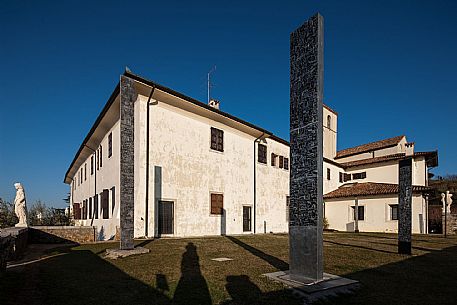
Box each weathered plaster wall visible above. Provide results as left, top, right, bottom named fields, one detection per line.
left=72, top=119, right=121, bottom=240
left=145, top=99, right=290, bottom=237
left=256, top=138, right=290, bottom=234
left=325, top=194, right=426, bottom=233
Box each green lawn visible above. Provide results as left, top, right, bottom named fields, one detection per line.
left=2, top=233, right=457, bottom=305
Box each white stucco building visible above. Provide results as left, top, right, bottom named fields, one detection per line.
left=65, top=71, right=438, bottom=240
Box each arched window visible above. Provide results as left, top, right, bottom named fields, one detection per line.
left=327, top=115, right=331, bottom=129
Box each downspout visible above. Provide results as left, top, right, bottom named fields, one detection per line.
left=145, top=86, right=156, bottom=237
left=253, top=132, right=265, bottom=234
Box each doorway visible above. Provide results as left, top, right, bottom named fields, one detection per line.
left=158, top=200, right=174, bottom=235
left=243, top=206, right=252, bottom=232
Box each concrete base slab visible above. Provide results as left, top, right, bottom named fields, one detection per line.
left=211, top=257, right=233, bottom=262
left=105, top=247, right=150, bottom=259
left=263, top=270, right=359, bottom=303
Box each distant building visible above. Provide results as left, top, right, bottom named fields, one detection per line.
left=64, top=71, right=437, bottom=240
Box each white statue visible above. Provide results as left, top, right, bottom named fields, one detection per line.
left=441, top=191, right=453, bottom=214
left=14, top=183, right=28, bottom=227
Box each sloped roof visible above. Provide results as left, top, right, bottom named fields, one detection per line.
left=335, top=135, right=405, bottom=159
left=339, top=151, right=438, bottom=168
left=324, top=182, right=431, bottom=199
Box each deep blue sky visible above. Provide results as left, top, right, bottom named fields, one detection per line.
left=1, top=0, right=456, bottom=207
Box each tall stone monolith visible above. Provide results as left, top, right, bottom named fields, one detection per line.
left=398, top=157, right=412, bottom=254
left=120, top=75, right=136, bottom=250
left=289, top=13, right=324, bottom=282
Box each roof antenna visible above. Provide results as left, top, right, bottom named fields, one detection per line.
left=207, top=65, right=216, bottom=103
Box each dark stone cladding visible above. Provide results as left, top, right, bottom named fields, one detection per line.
left=289, top=13, right=324, bottom=281
left=398, top=157, right=412, bottom=255
left=120, top=75, right=136, bottom=250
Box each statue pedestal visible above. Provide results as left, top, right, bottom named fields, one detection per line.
left=15, top=223, right=28, bottom=228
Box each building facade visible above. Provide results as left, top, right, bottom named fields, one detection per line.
left=65, top=72, right=437, bottom=240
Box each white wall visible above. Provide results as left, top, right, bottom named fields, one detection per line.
left=325, top=194, right=427, bottom=234
left=146, top=99, right=290, bottom=238
left=71, top=121, right=121, bottom=240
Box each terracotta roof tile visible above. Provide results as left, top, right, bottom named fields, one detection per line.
left=324, top=182, right=431, bottom=199
left=335, top=135, right=405, bottom=159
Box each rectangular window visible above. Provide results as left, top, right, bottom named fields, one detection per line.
left=271, top=153, right=276, bottom=166
left=390, top=204, right=398, bottom=220
left=73, top=203, right=81, bottom=220
left=94, top=195, right=99, bottom=219
left=111, top=187, right=116, bottom=213
left=99, top=145, right=103, bottom=168
left=279, top=156, right=284, bottom=168
left=339, top=172, right=344, bottom=183
left=84, top=163, right=87, bottom=181
left=284, top=157, right=289, bottom=170
left=108, top=132, right=112, bottom=158
left=352, top=172, right=367, bottom=180
left=97, top=149, right=99, bottom=170
left=82, top=200, right=87, bottom=219
left=344, top=173, right=352, bottom=182
left=210, top=127, right=224, bottom=152
left=258, top=144, right=267, bottom=164
left=327, top=168, right=331, bottom=180
left=89, top=197, right=92, bottom=219
left=352, top=206, right=365, bottom=221
left=210, top=193, right=223, bottom=215
left=286, top=196, right=290, bottom=221
left=91, top=155, right=94, bottom=175
left=80, top=170, right=82, bottom=185
left=102, top=189, right=109, bottom=219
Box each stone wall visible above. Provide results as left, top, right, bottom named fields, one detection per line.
left=0, top=227, right=28, bottom=273
left=29, top=226, right=96, bottom=244
left=443, top=214, right=457, bottom=235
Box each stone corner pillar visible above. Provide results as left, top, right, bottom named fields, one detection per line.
left=398, top=157, right=413, bottom=254
left=120, top=75, right=137, bottom=250
left=289, top=13, right=324, bottom=282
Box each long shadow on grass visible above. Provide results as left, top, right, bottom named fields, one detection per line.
left=220, top=274, right=301, bottom=305
left=319, top=245, right=457, bottom=305
left=1, top=249, right=171, bottom=305
left=324, top=239, right=398, bottom=254
left=173, top=242, right=212, bottom=305
left=225, top=236, right=288, bottom=271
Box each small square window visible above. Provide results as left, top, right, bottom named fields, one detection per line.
left=108, top=133, right=113, bottom=158
left=258, top=144, right=267, bottom=164
left=210, top=193, right=223, bottom=215
left=351, top=206, right=364, bottom=221
left=390, top=204, right=398, bottom=220
left=271, top=153, right=277, bottom=166
left=210, top=127, right=224, bottom=152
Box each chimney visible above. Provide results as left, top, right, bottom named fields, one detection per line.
left=208, top=99, right=220, bottom=110
left=405, top=142, right=415, bottom=156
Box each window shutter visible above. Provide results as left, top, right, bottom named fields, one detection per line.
left=284, top=158, right=289, bottom=170
left=279, top=156, right=284, bottom=168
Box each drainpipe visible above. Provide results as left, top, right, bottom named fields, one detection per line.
left=253, top=132, right=265, bottom=234
left=145, top=86, right=156, bottom=237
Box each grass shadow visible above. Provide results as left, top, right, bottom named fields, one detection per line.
left=225, top=236, right=289, bottom=271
